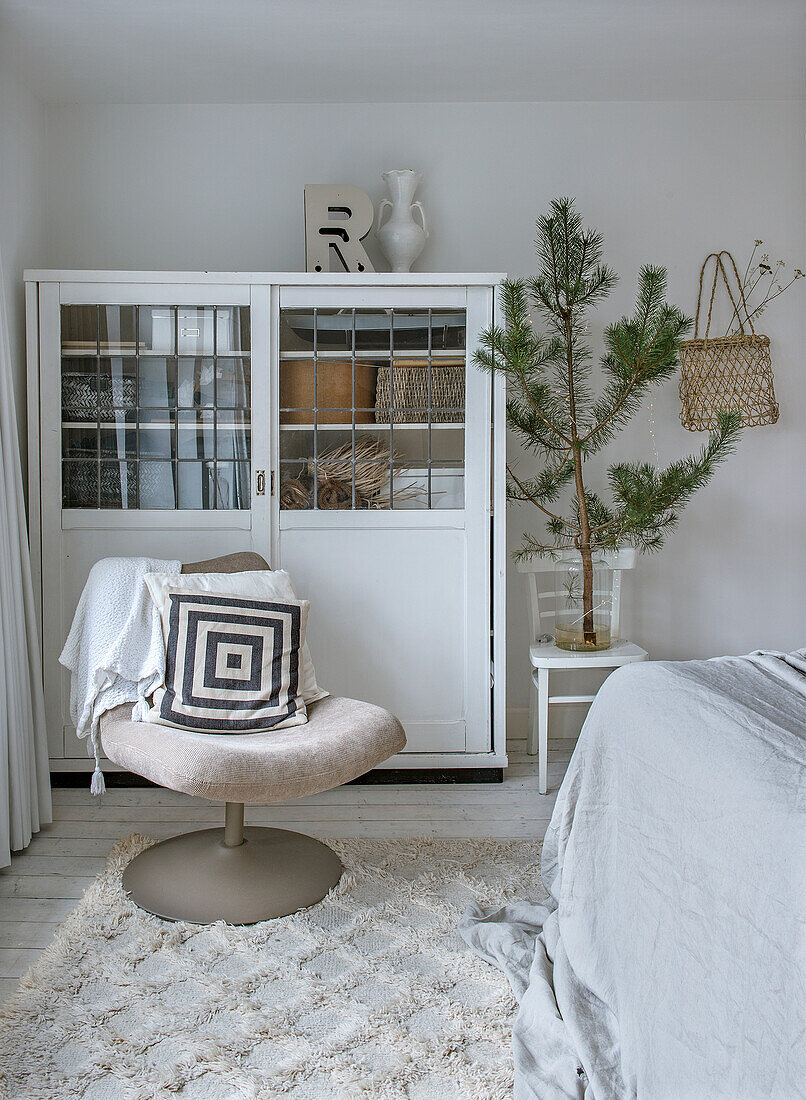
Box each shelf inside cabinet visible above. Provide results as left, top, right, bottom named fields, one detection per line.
left=278, top=422, right=463, bottom=431
left=278, top=350, right=465, bottom=361
left=283, top=311, right=465, bottom=333
left=62, top=418, right=251, bottom=427
left=136, top=350, right=251, bottom=358
left=62, top=345, right=145, bottom=357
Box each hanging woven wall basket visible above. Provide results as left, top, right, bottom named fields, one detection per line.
left=678, top=251, right=779, bottom=431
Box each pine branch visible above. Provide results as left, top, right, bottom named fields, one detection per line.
left=507, top=460, right=575, bottom=505
left=512, top=362, right=573, bottom=445
left=507, top=462, right=578, bottom=530
left=506, top=397, right=570, bottom=453
left=472, top=278, right=574, bottom=446
left=580, top=267, right=692, bottom=449
left=513, top=534, right=570, bottom=562
left=530, top=199, right=617, bottom=323
left=601, top=411, right=741, bottom=550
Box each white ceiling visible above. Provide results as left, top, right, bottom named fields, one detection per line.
left=1, top=0, right=803, bottom=105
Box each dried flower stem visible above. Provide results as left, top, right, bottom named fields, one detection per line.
left=726, top=240, right=804, bottom=336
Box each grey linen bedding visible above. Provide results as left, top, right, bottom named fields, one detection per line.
left=460, top=652, right=806, bottom=1099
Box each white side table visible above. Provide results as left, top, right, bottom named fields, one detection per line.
left=518, top=549, right=649, bottom=794
left=529, top=640, right=648, bottom=794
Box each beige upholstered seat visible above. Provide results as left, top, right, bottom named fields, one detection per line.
left=101, top=695, right=405, bottom=804
left=100, top=551, right=405, bottom=925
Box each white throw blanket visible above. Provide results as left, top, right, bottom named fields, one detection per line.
left=59, top=557, right=180, bottom=794
left=460, top=650, right=806, bottom=1099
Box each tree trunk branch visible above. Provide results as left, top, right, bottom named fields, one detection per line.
left=564, top=311, right=596, bottom=645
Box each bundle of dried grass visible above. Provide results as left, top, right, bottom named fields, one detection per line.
left=309, top=438, right=423, bottom=509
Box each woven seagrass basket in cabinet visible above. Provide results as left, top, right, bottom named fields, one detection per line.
left=375, top=358, right=465, bottom=424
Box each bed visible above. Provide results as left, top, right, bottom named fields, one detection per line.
left=461, top=651, right=806, bottom=1099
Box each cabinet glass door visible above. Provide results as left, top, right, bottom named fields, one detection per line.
left=60, top=304, right=251, bottom=509
left=278, top=308, right=465, bottom=510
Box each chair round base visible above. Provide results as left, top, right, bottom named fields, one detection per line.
left=122, top=827, right=343, bottom=925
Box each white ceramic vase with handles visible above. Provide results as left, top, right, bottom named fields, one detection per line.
left=375, top=169, right=429, bottom=273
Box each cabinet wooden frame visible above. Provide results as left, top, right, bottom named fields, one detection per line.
left=26, top=271, right=507, bottom=772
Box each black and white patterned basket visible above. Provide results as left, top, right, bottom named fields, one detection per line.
left=62, top=372, right=137, bottom=421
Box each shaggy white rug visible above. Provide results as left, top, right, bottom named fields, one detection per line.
left=0, top=834, right=545, bottom=1099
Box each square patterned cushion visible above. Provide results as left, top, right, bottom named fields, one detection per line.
left=145, top=586, right=310, bottom=733
left=144, top=570, right=328, bottom=705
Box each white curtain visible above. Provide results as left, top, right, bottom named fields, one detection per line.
left=0, top=249, right=51, bottom=868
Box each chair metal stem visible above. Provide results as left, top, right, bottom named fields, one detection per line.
left=224, top=802, right=245, bottom=847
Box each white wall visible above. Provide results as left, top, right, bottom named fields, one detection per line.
left=0, top=61, right=45, bottom=463
left=40, top=101, right=806, bottom=717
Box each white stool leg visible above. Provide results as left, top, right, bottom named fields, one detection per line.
left=528, top=673, right=539, bottom=755
left=538, top=667, right=549, bottom=795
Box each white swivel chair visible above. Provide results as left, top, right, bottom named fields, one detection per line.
left=101, top=552, right=406, bottom=925
left=518, top=548, right=648, bottom=794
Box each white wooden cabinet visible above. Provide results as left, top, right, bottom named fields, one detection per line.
left=25, top=272, right=507, bottom=774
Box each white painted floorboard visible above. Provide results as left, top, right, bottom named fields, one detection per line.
left=0, top=737, right=575, bottom=998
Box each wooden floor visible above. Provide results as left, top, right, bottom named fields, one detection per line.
left=0, top=736, right=575, bottom=1002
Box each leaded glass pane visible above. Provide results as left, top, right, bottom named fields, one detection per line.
left=60, top=304, right=251, bottom=509
left=279, top=307, right=465, bottom=510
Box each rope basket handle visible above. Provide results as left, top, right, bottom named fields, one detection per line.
left=694, top=250, right=756, bottom=339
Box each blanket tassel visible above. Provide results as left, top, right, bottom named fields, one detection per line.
left=132, top=696, right=150, bottom=722
left=90, top=763, right=106, bottom=796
